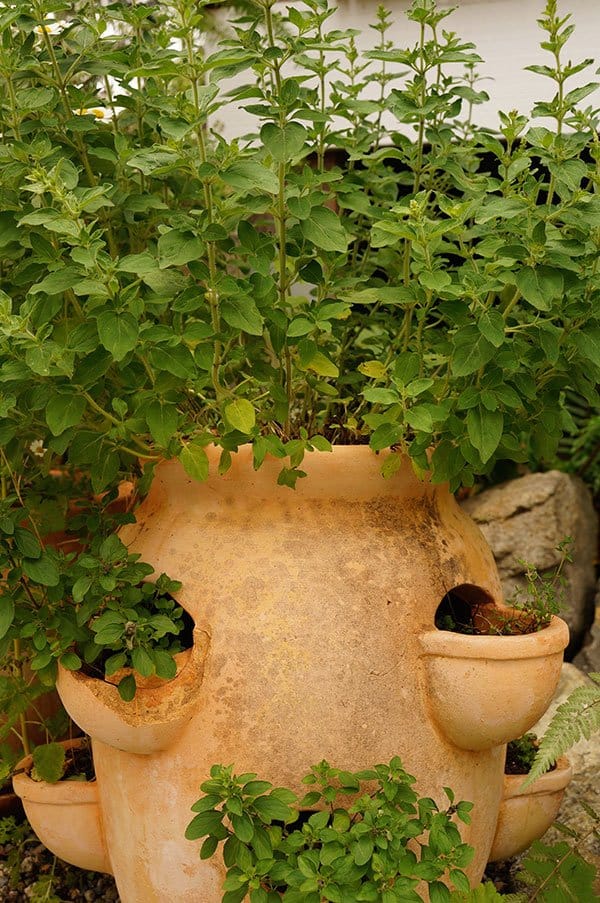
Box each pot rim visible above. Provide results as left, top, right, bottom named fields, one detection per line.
left=419, top=614, right=569, bottom=659
left=151, top=444, right=439, bottom=501
left=12, top=738, right=97, bottom=805
left=57, top=623, right=207, bottom=700
left=503, top=756, right=572, bottom=799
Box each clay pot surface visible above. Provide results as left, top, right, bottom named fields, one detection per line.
left=57, top=629, right=210, bottom=755
left=488, top=756, right=572, bottom=861
left=420, top=615, right=569, bottom=750
left=58, top=446, right=565, bottom=902
left=12, top=738, right=111, bottom=874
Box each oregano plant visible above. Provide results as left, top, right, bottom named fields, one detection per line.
left=186, top=756, right=475, bottom=902
left=1, top=0, right=599, bottom=710
left=0, top=0, right=598, bottom=496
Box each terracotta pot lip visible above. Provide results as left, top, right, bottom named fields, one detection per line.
left=12, top=738, right=98, bottom=805
left=153, top=444, right=440, bottom=501
left=503, top=757, right=572, bottom=799
left=58, top=627, right=200, bottom=695
left=420, top=615, right=569, bottom=659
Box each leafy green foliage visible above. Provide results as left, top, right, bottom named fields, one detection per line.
left=30, top=741, right=66, bottom=783
left=502, top=538, right=572, bottom=632
left=436, top=539, right=572, bottom=636
left=553, top=391, right=600, bottom=500
left=525, top=673, right=600, bottom=785
left=0, top=483, right=185, bottom=701
left=187, top=757, right=475, bottom=902
left=450, top=884, right=504, bottom=901
left=0, top=816, right=76, bottom=901
left=0, top=816, right=36, bottom=890
left=514, top=814, right=600, bottom=903
left=0, top=0, right=598, bottom=495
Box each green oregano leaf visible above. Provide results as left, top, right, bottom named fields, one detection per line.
left=31, top=743, right=66, bottom=784
left=180, top=442, right=210, bottom=482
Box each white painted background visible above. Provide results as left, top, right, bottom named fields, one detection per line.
left=214, top=1, right=600, bottom=138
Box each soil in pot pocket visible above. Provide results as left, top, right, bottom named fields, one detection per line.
left=504, top=733, right=554, bottom=777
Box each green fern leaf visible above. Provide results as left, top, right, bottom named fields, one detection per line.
left=516, top=839, right=597, bottom=902
left=525, top=673, right=600, bottom=785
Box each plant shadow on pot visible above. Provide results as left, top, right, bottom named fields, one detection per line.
left=420, top=583, right=569, bottom=751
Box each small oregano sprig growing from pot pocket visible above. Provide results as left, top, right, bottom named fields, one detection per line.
left=186, top=757, right=474, bottom=902
left=0, top=486, right=186, bottom=701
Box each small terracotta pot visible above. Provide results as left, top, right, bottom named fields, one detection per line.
left=12, top=738, right=111, bottom=874
left=420, top=615, right=569, bottom=750
left=56, top=628, right=210, bottom=755
left=488, top=756, right=572, bottom=861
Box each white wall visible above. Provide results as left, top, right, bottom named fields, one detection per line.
left=213, top=0, right=600, bottom=138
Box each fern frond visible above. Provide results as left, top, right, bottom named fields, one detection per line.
left=516, top=838, right=598, bottom=902
left=525, top=673, right=600, bottom=785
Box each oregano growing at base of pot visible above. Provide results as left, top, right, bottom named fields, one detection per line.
left=186, top=756, right=474, bottom=902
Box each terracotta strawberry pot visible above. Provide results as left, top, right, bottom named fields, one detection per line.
left=12, top=738, right=111, bottom=874
left=50, top=446, right=567, bottom=902
left=488, top=756, right=572, bottom=861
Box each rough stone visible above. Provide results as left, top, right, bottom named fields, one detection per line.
left=462, top=470, right=598, bottom=653
left=574, top=583, right=600, bottom=674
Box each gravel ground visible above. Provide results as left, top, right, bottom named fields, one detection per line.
left=1, top=819, right=596, bottom=901
left=0, top=820, right=120, bottom=903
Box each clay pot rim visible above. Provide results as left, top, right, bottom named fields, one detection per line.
left=151, top=444, right=439, bottom=501
left=59, top=624, right=205, bottom=697
left=12, top=738, right=98, bottom=805
left=420, top=614, right=569, bottom=659
left=504, top=756, right=572, bottom=799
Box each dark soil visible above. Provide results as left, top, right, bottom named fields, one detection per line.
left=62, top=743, right=95, bottom=782
left=504, top=734, right=556, bottom=776
left=0, top=819, right=120, bottom=902
left=434, top=592, right=545, bottom=636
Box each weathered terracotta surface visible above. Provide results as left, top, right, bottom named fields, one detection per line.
left=420, top=615, right=569, bottom=750
left=12, top=738, right=110, bottom=874
left=58, top=631, right=210, bottom=755
left=52, top=447, right=567, bottom=901
left=488, top=756, right=572, bottom=861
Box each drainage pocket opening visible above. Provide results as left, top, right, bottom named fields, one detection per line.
left=434, top=583, right=496, bottom=634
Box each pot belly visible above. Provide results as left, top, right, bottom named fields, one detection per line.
left=94, top=454, right=504, bottom=901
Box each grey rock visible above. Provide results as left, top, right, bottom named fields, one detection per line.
left=462, top=471, right=598, bottom=652
left=574, top=580, right=600, bottom=674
